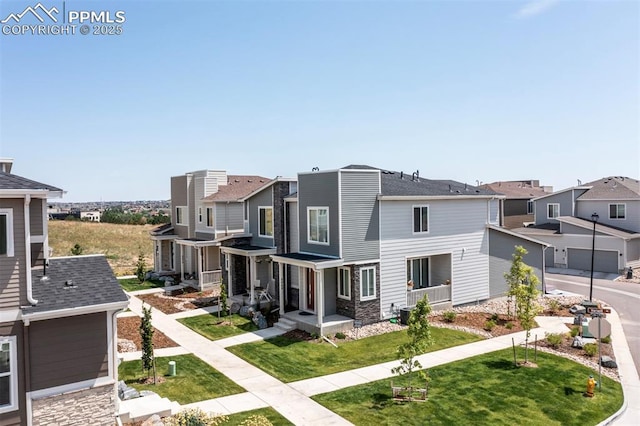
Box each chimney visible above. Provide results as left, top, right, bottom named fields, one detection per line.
left=0, top=158, right=14, bottom=174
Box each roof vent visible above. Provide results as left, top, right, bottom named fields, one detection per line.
left=64, top=280, right=77, bottom=289
left=400, top=171, right=404, bottom=180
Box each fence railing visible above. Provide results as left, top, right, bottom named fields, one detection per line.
left=407, top=285, right=451, bottom=306
left=200, top=269, right=222, bottom=286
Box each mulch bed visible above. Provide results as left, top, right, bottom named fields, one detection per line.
left=138, top=288, right=219, bottom=315
left=117, top=316, right=178, bottom=351
left=432, top=313, right=526, bottom=337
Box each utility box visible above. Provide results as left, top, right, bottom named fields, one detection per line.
left=582, top=320, right=594, bottom=338
left=168, top=360, right=176, bottom=376
left=400, top=308, right=412, bottom=325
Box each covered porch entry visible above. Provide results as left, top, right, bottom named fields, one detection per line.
left=175, top=238, right=222, bottom=291
left=270, top=253, right=353, bottom=335
left=220, top=245, right=277, bottom=305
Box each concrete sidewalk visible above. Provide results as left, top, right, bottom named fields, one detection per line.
left=121, top=296, right=638, bottom=425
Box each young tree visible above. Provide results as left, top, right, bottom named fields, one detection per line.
left=219, top=280, right=228, bottom=317
left=140, top=304, right=157, bottom=383
left=515, top=267, right=542, bottom=364
left=392, top=295, right=433, bottom=400
left=70, top=243, right=83, bottom=256
left=135, top=251, right=146, bottom=283
left=504, top=245, right=528, bottom=319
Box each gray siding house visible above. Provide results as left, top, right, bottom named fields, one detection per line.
left=519, top=176, right=640, bottom=273
left=0, top=159, right=128, bottom=426
left=481, top=180, right=552, bottom=229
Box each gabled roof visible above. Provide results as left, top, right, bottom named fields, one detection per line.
left=481, top=181, right=549, bottom=199
left=150, top=223, right=174, bottom=236
left=239, top=176, right=296, bottom=202
left=0, top=170, right=63, bottom=193
left=576, top=177, right=640, bottom=200
left=341, top=165, right=499, bottom=198
left=24, top=255, right=129, bottom=317
left=202, top=175, right=270, bottom=202
left=557, top=216, right=640, bottom=240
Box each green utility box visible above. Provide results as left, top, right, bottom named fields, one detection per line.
left=168, top=360, right=176, bottom=376
left=581, top=320, right=594, bottom=338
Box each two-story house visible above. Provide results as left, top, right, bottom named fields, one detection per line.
left=480, top=180, right=552, bottom=229
left=1, top=159, right=129, bottom=425
left=515, top=176, right=640, bottom=274
left=269, top=165, right=549, bottom=335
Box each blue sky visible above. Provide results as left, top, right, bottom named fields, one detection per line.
left=0, top=0, right=638, bottom=202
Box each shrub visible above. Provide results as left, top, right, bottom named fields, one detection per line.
left=570, top=326, right=580, bottom=337
left=335, top=332, right=346, bottom=340
left=240, top=415, right=273, bottom=426
left=546, top=332, right=564, bottom=349
left=135, top=251, right=146, bottom=283
left=442, top=311, right=457, bottom=323
left=491, top=313, right=500, bottom=322
left=547, top=299, right=562, bottom=314
left=584, top=343, right=598, bottom=357
left=505, top=322, right=514, bottom=330
left=70, top=243, right=83, bottom=256
left=484, top=319, right=496, bottom=331
left=600, top=335, right=612, bottom=344
left=165, top=407, right=228, bottom=426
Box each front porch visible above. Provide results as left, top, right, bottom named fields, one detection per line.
left=407, top=284, right=452, bottom=308
left=176, top=238, right=222, bottom=291
left=182, top=269, right=223, bottom=291
left=281, top=310, right=354, bottom=335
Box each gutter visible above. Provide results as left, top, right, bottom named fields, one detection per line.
left=22, top=300, right=129, bottom=323
left=377, top=194, right=506, bottom=201
left=25, top=195, right=38, bottom=306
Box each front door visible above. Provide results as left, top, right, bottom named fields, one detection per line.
left=306, top=268, right=315, bottom=311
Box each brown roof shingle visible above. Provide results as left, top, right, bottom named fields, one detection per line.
left=202, top=175, right=270, bottom=202
left=577, top=177, right=640, bottom=200
left=480, top=181, right=549, bottom=199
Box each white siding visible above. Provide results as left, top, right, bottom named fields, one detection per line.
left=380, top=199, right=490, bottom=310
left=489, top=199, right=500, bottom=225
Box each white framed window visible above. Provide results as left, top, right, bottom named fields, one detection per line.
left=609, top=204, right=625, bottom=219
left=198, top=207, right=203, bottom=223
left=0, top=336, right=18, bottom=413
left=338, top=267, right=351, bottom=300
left=307, top=207, right=329, bottom=244
left=175, top=206, right=188, bottom=226
left=206, top=208, right=214, bottom=228
left=0, top=209, right=14, bottom=257
left=360, top=266, right=376, bottom=301
left=547, top=203, right=559, bottom=219
left=259, top=207, right=273, bottom=237
left=527, top=200, right=534, bottom=215
left=413, top=205, right=429, bottom=233
left=407, top=257, right=430, bottom=289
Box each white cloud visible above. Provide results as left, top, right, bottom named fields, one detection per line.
left=514, top=0, right=560, bottom=19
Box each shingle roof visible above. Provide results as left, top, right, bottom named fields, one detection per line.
left=557, top=216, right=640, bottom=239
left=24, top=255, right=128, bottom=314
left=0, top=170, right=63, bottom=192
left=577, top=177, right=640, bottom=200
left=480, top=181, right=549, bottom=199
left=202, top=175, right=270, bottom=202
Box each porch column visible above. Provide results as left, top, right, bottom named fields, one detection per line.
left=278, top=262, right=285, bottom=315
left=197, top=247, right=203, bottom=290
left=179, top=244, right=184, bottom=280
left=226, top=253, right=233, bottom=297
left=316, top=269, right=324, bottom=336
left=156, top=241, right=162, bottom=271
left=249, top=256, right=257, bottom=304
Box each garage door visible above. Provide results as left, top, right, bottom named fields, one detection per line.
left=567, top=248, right=618, bottom=273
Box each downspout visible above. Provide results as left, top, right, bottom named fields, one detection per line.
left=111, top=309, right=124, bottom=414
left=23, top=320, right=33, bottom=426
left=25, top=195, right=38, bottom=305
left=541, top=246, right=547, bottom=294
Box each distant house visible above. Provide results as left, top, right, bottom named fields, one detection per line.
left=481, top=180, right=552, bottom=229
left=80, top=211, right=101, bottom=222
left=515, top=176, right=640, bottom=273
left=0, top=158, right=128, bottom=425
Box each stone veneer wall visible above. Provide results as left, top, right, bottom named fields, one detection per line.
left=336, top=263, right=381, bottom=324
left=32, top=383, right=115, bottom=426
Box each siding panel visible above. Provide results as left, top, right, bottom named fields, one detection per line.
left=576, top=200, right=640, bottom=233
left=340, top=171, right=380, bottom=262
left=298, top=172, right=340, bottom=257
left=0, top=199, right=26, bottom=308
left=249, top=187, right=275, bottom=248
left=215, top=202, right=244, bottom=233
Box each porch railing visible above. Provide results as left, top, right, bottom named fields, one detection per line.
left=200, top=270, right=222, bottom=286
left=407, top=285, right=451, bottom=306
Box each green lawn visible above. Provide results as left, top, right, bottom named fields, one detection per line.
left=225, top=408, right=293, bottom=425
left=313, top=349, right=623, bottom=426
left=178, top=313, right=259, bottom=340
left=226, top=327, right=482, bottom=382
left=118, top=354, right=245, bottom=404
left=118, top=277, right=166, bottom=292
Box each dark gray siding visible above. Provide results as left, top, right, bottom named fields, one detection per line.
left=29, top=313, right=108, bottom=391
left=0, top=199, right=26, bottom=308
left=488, top=229, right=544, bottom=298
left=249, top=187, right=275, bottom=248
left=298, top=172, right=340, bottom=257
left=0, top=321, right=26, bottom=426
left=340, top=171, right=380, bottom=262
left=534, top=190, right=577, bottom=225
left=567, top=248, right=619, bottom=273
left=323, top=268, right=337, bottom=316
left=504, top=199, right=528, bottom=216
left=171, top=176, right=189, bottom=238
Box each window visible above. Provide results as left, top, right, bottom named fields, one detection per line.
left=308, top=207, right=329, bottom=244
left=609, top=204, right=625, bottom=219
left=259, top=207, right=273, bottom=237
left=413, top=206, right=429, bottom=233
left=338, top=267, right=351, bottom=300
left=206, top=208, right=214, bottom=227
left=0, top=336, right=17, bottom=413
left=198, top=207, right=203, bottom=223
left=407, top=257, right=430, bottom=289
left=0, top=209, right=14, bottom=257
left=175, top=206, right=188, bottom=225
left=527, top=200, right=534, bottom=215
left=360, top=267, right=376, bottom=300
left=547, top=203, right=559, bottom=219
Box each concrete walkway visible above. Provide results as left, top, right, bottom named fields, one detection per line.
left=121, top=295, right=639, bottom=425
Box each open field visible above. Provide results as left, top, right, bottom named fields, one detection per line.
left=48, top=220, right=155, bottom=276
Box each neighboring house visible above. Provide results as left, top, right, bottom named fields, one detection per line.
left=0, top=158, right=129, bottom=426
left=80, top=211, right=101, bottom=222
left=269, top=165, right=547, bottom=335
left=481, top=180, right=552, bottom=229
left=150, top=170, right=287, bottom=293
left=515, top=176, right=640, bottom=273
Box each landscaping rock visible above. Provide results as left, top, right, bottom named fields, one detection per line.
left=252, top=312, right=268, bottom=329
left=239, top=305, right=255, bottom=318
left=230, top=302, right=241, bottom=314
left=600, top=356, right=618, bottom=368
left=569, top=305, right=586, bottom=315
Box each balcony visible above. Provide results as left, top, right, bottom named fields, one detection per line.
left=407, top=284, right=451, bottom=307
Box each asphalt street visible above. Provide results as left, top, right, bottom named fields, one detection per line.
left=546, top=272, right=640, bottom=379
